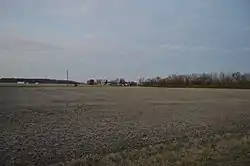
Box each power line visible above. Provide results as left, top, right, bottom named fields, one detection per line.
left=66, top=69, right=69, bottom=87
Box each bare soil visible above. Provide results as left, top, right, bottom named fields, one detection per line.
left=0, top=86, right=250, bottom=165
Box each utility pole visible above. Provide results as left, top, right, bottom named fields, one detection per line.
left=66, top=69, right=69, bottom=87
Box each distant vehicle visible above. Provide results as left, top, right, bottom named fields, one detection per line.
left=17, top=81, right=25, bottom=84
left=87, top=79, right=95, bottom=85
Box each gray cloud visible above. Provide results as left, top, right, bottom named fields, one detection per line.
left=1, top=0, right=250, bottom=81
left=242, top=47, right=250, bottom=52
left=158, top=44, right=221, bottom=52
left=245, top=26, right=250, bottom=31
left=158, top=44, right=250, bottom=53
left=0, top=36, right=63, bottom=52
left=43, top=0, right=90, bottom=19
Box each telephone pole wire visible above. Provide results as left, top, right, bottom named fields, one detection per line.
left=66, top=69, right=69, bottom=87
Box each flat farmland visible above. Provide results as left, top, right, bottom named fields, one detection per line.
left=1, top=86, right=250, bottom=166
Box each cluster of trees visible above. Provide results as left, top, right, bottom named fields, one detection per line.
left=2, top=72, right=250, bottom=89
left=0, top=78, right=79, bottom=85
left=139, top=72, right=250, bottom=89
left=86, top=78, right=138, bottom=86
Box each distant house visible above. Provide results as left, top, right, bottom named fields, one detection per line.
left=106, top=80, right=117, bottom=86
left=127, top=81, right=138, bottom=86
left=102, top=79, right=108, bottom=85
left=17, top=81, right=25, bottom=84
left=243, top=73, right=250, bottom=81
left=87, top=79, right=95, bottom=85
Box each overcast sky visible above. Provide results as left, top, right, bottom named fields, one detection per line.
left=1, top=0, right=250, bottom=81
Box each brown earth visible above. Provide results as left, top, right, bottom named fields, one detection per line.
left=0, top=86, right=250, bottom=165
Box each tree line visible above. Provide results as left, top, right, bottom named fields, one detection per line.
left=1, top=72, right=250, bottom=89
left=0, top=78, right=79, bottom=85
left=138, top=72, right=250, bottom=89
left=86, top=78, right=137, bottom=86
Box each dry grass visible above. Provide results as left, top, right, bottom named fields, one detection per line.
left=66, top=134, right=250, bottom=166
left=68, top=136, right=250, bottom=166
left=1, top=87, right=250, bottom=166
